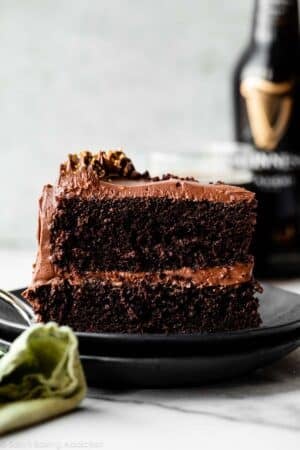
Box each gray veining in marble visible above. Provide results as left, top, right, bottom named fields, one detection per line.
left=88, top=348, right=300, bottom=432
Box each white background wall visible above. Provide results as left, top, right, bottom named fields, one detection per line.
left=0, top=0, right=253, bottom=248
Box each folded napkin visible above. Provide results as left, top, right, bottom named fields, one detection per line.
left=0, top=322, right=86, bottom=435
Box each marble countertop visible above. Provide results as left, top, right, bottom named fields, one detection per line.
left=1, top=249, right=300, bottom=449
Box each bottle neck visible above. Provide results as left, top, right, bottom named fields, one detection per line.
left=252, top=0, right=299, bottom=47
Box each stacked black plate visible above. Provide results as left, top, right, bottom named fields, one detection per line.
left=0, top=284, right=300, bottom=387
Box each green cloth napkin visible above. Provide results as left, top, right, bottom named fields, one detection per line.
left=0, top=322, right=86, bottom=435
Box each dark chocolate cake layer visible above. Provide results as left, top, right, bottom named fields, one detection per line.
left=25, top=276, right=261, bottom=334
left=50, top=196, right=256, bottom=273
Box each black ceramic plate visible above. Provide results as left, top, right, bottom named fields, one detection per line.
left=0, top=284, right=299, bottom=386
left=81, top=335, right=300, bottom=387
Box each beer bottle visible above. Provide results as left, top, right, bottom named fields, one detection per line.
left=232, top=0, right=300, bottom=277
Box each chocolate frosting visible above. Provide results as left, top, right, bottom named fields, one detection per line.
left=56, top=150, right=255, bottom=202
left=31, top=261, right=254, bottom=289
left=59, top=150, right=149, bottom=182
left=29, top=150, right=255, bottom=287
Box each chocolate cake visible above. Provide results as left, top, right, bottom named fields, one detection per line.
left=24, top=150, right=261, bottom=333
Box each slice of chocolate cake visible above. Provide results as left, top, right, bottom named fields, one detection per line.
left=24, top=150, right=261, bottom=334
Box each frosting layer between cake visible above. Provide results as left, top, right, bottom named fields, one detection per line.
left=32, top=261, right=253, bottom=288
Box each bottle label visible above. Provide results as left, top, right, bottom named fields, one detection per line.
left=240, top=76, right=294, bottom=151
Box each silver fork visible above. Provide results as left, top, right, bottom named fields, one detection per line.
left=0, top=288, right=35, bottom=328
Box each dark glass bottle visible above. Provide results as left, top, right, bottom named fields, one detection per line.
left=233, top=0, right=300, bottom=278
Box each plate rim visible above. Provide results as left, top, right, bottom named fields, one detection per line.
left=7, top=283, right=300, bottom=347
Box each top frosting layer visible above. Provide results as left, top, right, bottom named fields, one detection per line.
left=56, top=150, right=255, bottom=203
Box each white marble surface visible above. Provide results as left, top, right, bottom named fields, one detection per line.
left=1, top=249, right=300, bottom=449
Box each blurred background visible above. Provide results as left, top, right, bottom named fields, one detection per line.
left=0, top=0, right=253, bottom=250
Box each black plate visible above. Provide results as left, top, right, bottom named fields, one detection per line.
left=0, top=284, right=300, bottom=387
left=81, top=335, right=300, bottom=387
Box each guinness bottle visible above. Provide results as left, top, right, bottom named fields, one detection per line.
left=233, top=0, right=300, bottom=277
